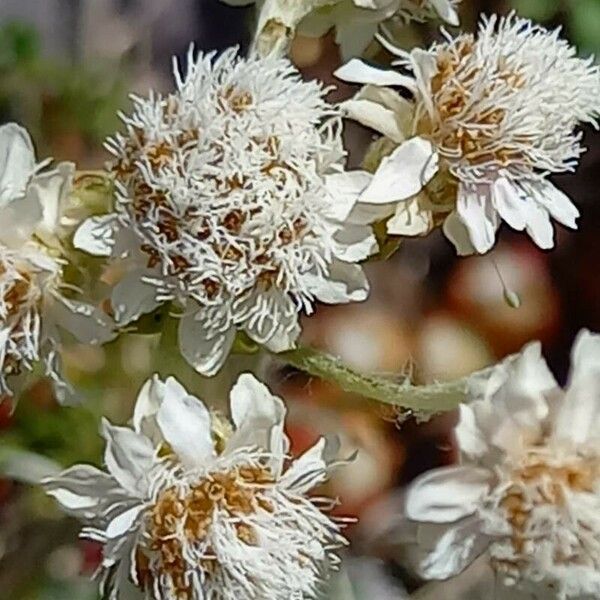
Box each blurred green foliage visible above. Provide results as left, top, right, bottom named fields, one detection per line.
left=0, top=21, right=126, bottom=159
left=510, top=0, right=600, bottom=55
left=1, top=394, right=102, bottom=468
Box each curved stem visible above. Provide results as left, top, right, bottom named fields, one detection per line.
left=276, top=345, right=470, bottom=417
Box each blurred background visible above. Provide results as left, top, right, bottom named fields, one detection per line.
left=0, top=0, right=598, bottom=598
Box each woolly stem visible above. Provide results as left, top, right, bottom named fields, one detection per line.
left=277, top=345, right=470, bottom=417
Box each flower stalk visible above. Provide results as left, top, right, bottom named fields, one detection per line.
left=277, top=345, right=469, bottom=417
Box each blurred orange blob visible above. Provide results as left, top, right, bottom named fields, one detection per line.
left=446, top=241, right=561, bottom=356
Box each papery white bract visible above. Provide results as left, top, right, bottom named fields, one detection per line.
left=400, top=330, right=600, bottom=599
left=221, top=0, right=460, bottom=58
left=44, top=373, right=349, bottom=600
left=336, top=13, right=600, bottom=255
left=74, top=47, right=374, bottom=376
left=0, top=123, right=114, bottom=403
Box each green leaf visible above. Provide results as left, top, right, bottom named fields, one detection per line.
left=569, top=0, right=600, bottom=55
left=509, top=0, right=558, bottom=21
left=0, top=22, right=40, bottom=69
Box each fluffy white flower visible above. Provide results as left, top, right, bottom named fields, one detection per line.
left=74, top=47, right=374, bottom=376
left=221, top=0, right=460, bottom=58
left=0, top=123, right=114, bottom=402
left=336, top=13, right=600, bottom=255
left=44, top=373, right=349, bottom=600
left=401, top=330, right=600, bottom=599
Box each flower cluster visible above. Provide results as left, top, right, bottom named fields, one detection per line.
left=401, top=330, right=600, bottom=598
left=4, top=5, right=600, bottom=600
left=0, top=123, right=114, bottom=402
left=44, top=373, right=347, bottom=600
left=336, top=13, right=600, bottom=254
left=75, top=47, right=374, bottom=376
left=221, top=0, right=460, bottom=58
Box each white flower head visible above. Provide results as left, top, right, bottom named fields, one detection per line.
left=0, top=123, right=114, bottom=402
left=220, top=0, right=460, bottom=59
left=336, top=13, right=600, bottom=255
left=44, top=373, right=349, bottom=600
left=401, top=330, right=600, bottom=599
left=75, top=47, right=374, bottom=376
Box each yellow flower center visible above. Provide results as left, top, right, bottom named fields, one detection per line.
left=417, top=37, right=527, bottom=170
left=491, top=448, right=600, bottom=575
left=136, top=465, right=274, bottom=599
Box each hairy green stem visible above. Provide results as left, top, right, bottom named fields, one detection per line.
left=277, top=346, right=470, bottom=416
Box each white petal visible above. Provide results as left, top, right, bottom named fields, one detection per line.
left=49, top=295, right=115, bottom=345
left=497, top=342, right=555, bottom=427
left=324, top=170, right=372, bottom=222
left=341, top=97, right=405, bottom=142
left=347, top=201, right=397, bottom=225
left=0, top=192, right=43, bottom=248
left=387, top=194, right=433, bottom=236
left=334, top=59, right=417, bottom=92
left=430, top=0, right=460, bottom=26
left=415, top=517, right=488, bottom=580
left=132, top=376, right=163, bottom=439
left=467, top=342, right=558, bottom=451
left=455, top=403, right=489, bottom=460
left=230, top=373, right=283, bottom=429
left=521, top=196, right=554, bottom=249
left=22, top=245, right=58, bottom=273
left=340, top=84, right=415, bottom=143
left=156, top=389, right=215, bottom=468
left=111, top=269, right=160, bottom=325
left=46, top=487, right=104, bottom=516
left=442, top=211, right=476, bottom=256
left=333, top=224, right=377, bottom=261
left=228, top=373, right=288, bottom=469
left=0, top=122, right=35, bottom=205
left=73, top=215, right=116, bottom=256
left=360, top=138, right=438, bottom=204
left=405, top=466, right=490, bottom=523
left=532, top=180, right=579, bottom=230
left=261, top=319, right=301, bottom=353
left=28, top=161, right=74, bottom=243
left=105, top=505, right=144, bottom=539
left=242, top=291, right=297, bottom=349
left=43, top=464, right=122, bottom=517
left=554, top=330, right=600, bottom=445
left=346, top=84, right=414, bottom=139
left=569, top=329, right=600, bottom=390
left=353, top=0, right=393, bottom=7
left=456, top=185, right=498, bottom=254
left=492, top=177, right=526, bottom=231
left=132, top=375, right=188, bottom=444
left=409, top=49, right=439, bottom=116
left=101, top=420, right=154, bottom=497
left=305, top=260, right=369, bottom=304
left=280, top=436, right=340, bottom=494
left=177, top=312, right=235, bottom=377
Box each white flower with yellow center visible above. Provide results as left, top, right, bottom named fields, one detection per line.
left=220, top=0, right=460, bottom=58
left=44, top=373, right=349, bottom=600
left=0, top=123, right=114, bottom=402
left=74, top=47, right=375, bottom=376
left=401, top=330, right=600, bottom=599
left=336, top=14, right=600, bottom=255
